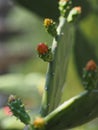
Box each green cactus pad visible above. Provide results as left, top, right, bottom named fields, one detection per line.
left=8, top=97, right=30, bottom=125
left=44, top=90, right=98, bottom=130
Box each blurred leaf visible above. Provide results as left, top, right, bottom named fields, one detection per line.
left=0, top=73, right=45, bottom=108
left=15, top=0, right=59, bottom=19
left=0, top=108, right=24, bottom=129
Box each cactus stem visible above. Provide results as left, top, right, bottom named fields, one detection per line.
left=40, top=16, right=67, bottom=116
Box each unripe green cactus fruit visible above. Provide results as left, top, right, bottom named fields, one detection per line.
left=8, top=95, right=30, bottom=125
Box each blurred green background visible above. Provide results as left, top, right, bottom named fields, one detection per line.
left=0, top=0, right=98, bottom=129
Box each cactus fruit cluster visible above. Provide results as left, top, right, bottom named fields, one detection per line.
left=7, top=0, right=98, bottom=130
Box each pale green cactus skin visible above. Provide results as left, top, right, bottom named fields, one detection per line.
left=44, top=90, right=98, bottom=130
left=41, top=16, right=74, bottom=116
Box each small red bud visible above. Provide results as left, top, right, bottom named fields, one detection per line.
left=85, top=60, right=97, bottom=71
left=37, top=43, right=48, bottom=54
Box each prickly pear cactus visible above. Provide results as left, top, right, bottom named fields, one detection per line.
left=7, top=0, right=98, bottom=130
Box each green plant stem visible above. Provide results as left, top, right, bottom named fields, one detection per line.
left=40, top=16, right=74, bottom=116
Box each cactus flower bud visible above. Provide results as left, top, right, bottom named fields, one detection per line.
left=33, top=117, right=45, bottom=129
left=58, top=0, right=72, bottom=17
left=44, top=18, right=57, bottom=37
left=85, top=60, right=97, bottom=71
left=67, top=6, right=81, bottom=22
left=37, top=43, right=53, bottom=62
left=44, top=18, right=53, bottom=27
left=37, top=43, right=48, bottom=55
left=83, top=60, right=98, bottom=91
left=74, top=6, right=82, bottom=14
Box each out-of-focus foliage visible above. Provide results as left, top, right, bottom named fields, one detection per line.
left=0, top=73, right=44, bottom=129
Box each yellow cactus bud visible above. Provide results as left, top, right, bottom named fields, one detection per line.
left=33, top=117, right=45, bottom=129
left=44, top=18, right=53, bottom=27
